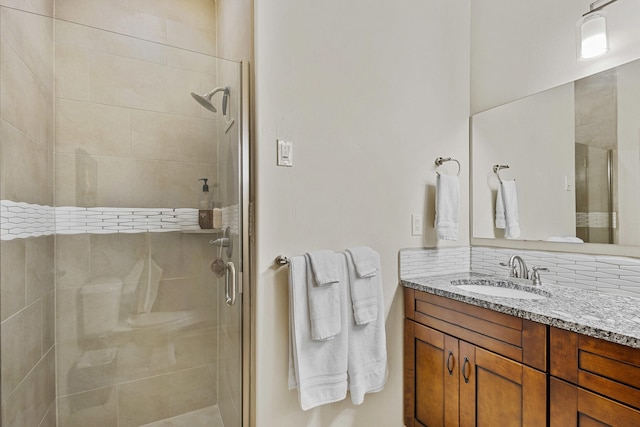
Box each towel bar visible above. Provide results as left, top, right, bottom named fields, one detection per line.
left=435, top=157, right=461, bottom=176
left=275, top=255, right=290, bottom=266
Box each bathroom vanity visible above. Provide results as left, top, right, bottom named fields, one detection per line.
left=402, top=273, right=640, bottom=427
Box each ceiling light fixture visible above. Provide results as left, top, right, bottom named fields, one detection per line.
left=577, top=0, right=619, bottom=60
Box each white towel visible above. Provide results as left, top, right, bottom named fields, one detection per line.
left=345, top=251, right=387, bottom=405
left=308, top=249, right=341, bottom=285
left=288, top=255, right=349, bottom=410
left=434, top=174, right=459, bottom=241
left=496, top=180, right=520, bottom=239
left=306, top=251, right=342, bottom=340
left=345, top=247, right=379, bottom=325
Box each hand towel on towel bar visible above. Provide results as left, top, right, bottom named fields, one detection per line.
left=288, top=255, right=349, bottom=410
left=434, top=173, right=460, bottom=241
left=345, top=247, right=379, bottom=325
left=306, top=250, right=343, bottom=340
left=345, top=250, right=387, bottom=405
left=495, top=180, right=521, bottom=239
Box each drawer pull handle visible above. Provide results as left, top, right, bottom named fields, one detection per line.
left=446, top=350, right=454, bottom=375
left=462, top=356, right=471, bottom=384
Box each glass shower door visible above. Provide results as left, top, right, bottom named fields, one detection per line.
left=52, top=21, right=246, bottom=427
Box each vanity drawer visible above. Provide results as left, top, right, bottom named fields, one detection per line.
left=550, top=327, right=640, bottom=410
left=404, top=288, right=547, bottom=371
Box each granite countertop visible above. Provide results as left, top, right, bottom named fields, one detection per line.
left=402, top=272, right=640, bottom=349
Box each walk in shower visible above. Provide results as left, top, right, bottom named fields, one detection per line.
left=0, top=3, right=249, bottom=426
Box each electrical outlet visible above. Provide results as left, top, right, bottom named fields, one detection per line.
left=411, top=213, right=423, bottom=236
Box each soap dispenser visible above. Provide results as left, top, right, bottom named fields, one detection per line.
left=198, top=178, right=213, bottom=229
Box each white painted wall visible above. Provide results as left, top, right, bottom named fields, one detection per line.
left=253, top=0, right=470, bottom=425
left=471, top=0, right=640, bottom=113
left=472, top=83, right=576, bottom=241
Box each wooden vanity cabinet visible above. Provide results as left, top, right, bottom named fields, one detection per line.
left=549, top=327, right=640, bottom=426
left=404, top=288, right=547, bottom=427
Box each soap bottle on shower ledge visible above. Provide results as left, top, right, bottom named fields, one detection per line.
left=198, top=178, right=213, bottom=229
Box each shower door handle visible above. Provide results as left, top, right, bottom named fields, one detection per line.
left=225, top=261, right=237, bottom=306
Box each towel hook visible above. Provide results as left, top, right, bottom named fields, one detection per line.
left=493, top=164, right=510, bottom=183
left=435, top=157, right=461, bottom=176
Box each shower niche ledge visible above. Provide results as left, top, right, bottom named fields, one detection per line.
left=180, top=229, right=225, bottom=234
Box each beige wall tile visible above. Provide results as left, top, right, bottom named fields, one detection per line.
left=1, top=7, right=53, bottom=92
left=166, top=0, right=216, bottom=33
left=117, top=374, right=170, bottom=427
left=117, top=366, right=214, bottom=426
left=56, top=99, right=132, bottom=157
left=55, top=288, right=81, bottom=396
left=55, top=20, right=167, bottom=67
left=131, top=109, right=215, bottom=163
left=42, top=289, right=55, bottom=353
left=1, top=40, right=51, bottom=144
left=131, top=159, right=216, bottom=208
left=39, top=401, right=57, bottom=427
left=0, top=239, right=26, bottom=321
left=55, top=153, right=136, bottom=207
left=55, top=44, right=89, bottom=100
left=89, top=52, right=202, bottom=116
left=0, top=0, right=54, bottom=17
left=55, top=0, right=167, bottom=44
left=57, top=387, right=118, bottom=427
left=1, top=300, right=43, bottom=398
left=55, top=288, right=80, bottom=347
left=90, top=233, right=147, bottom=281
left=147, top=232, right=203, bottom=279
left=167, top=19, right=216, bottom=56
left=3, top=348, right=55, bottom=427
left=26, top=235, right=54, bottom=304
left=167, top=46, right=217, bottom=75
left=155, top=277, right=202, bottom=312
left=56, top=234, right=91, bottom=289
left=1, top=121, right=52, bottom=204
left=172, top=327, right=218, bottom=369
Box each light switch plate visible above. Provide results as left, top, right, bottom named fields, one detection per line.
left=277, top=140, right=293, bottom=167
left=412, top=213, right=423, bottom=236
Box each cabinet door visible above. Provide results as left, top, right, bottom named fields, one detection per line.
left=405, top=320, right=459, bottom=427
left=551, top=377, right=640, bottom=427
left=460, top=345, right=547, bottom=427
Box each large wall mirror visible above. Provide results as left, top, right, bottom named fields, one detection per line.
left=471, top=57, right=640, bottom=252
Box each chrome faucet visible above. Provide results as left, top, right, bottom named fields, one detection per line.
left=500, top=255, right=529, bottom=279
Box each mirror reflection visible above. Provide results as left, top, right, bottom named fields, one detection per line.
left=472, top=58, right=640, bottom=245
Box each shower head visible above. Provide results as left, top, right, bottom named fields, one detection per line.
left=191, top=86, right=230, bottom=114
left=191, top=91, right=217, bottom=112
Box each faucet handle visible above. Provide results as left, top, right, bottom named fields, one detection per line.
left=499, top=261, right=517, bottom=278
left=530, top=267, right=549, bottom=286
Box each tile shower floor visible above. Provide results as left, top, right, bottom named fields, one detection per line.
left=140, top=405, right=224, bottom=427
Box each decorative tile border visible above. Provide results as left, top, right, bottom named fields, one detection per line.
left=471, top=247, right=640, bottom=298
left=0, top=200, right=241, bottom=240
left=399, top=247, right=471, bottom=279
left=0, top=201, right=54, bottom=240
left=576, top=211, right=617, bottom=228
left=399, top=246, right=640, bottom=298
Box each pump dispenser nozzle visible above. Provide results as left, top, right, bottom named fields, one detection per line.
left=199, top=178, right=209, bottom=192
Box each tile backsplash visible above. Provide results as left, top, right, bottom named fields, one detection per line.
left=400, top=246, right=640, bottom=298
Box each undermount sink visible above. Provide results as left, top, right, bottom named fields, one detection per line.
left=451, top=278, right=551, bottom=300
